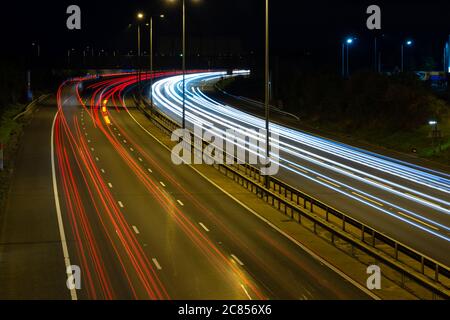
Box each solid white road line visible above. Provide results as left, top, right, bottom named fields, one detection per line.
left=152, top=258, right=162, bottom=270
left=199, top=222, right=210, bottom=232
left=231, top=254, right=244, bottom=266
left=51, top=111, right=78, bottom=301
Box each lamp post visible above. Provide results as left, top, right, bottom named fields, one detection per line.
left=31, top=41, right=40, bottom=58
left=168, top=0, right=200, bottom=129
left=429, top=120, right=441, bottom=153
left=341, top=37, right=354, bottom=78
left=346, top=37, right=353, bottom=77
left=137, top=12, right=145, bottom=101
left=146, top=14, right=165, bottom=107
left=67, top=48, right=75, bottom=67
left=264, top=0, right=270, bottom=188
left=401, top=39, right=413, bottom=72
left=182, top=0, right=186, bottom=129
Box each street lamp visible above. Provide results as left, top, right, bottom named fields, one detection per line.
left=146, top=14, right=165, bottom=108
left=401, top=39, right=413, bottom=72
left=264, top=0, right=270, bottom=188
left=136, top=12, right=145, bottom=101
left=167, top=0, right=201, bottom=129
left=67, top=48, right=75, bottom=67
left=31, top=41, right=40, bottom=58
left=342, top=37, right=354, bottom=78
left=429, top=120, right=440, bottom=153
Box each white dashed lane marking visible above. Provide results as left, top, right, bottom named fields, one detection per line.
left=118, top=201, right=124, bottom=208
left=160, top=182, right=166, bottom=187
left=152, top=258, right=162, bottom=270
left=199, top=222, right=209, bottom=232
left=231, top=254, right=244, bottom=266
left=177, top=200, right=184, bottom=206
left=132, top=226, right=140, bottom=234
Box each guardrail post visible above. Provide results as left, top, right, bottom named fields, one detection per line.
left=395, top=242, right=398, bottom=260
left=435, top=264, right=439, bottom=282
left=361, top=225, right=365, bottom=242
left=372, top=230, right=376, bottom=247
left=342, top=216, right=346, bottom=231
left=421, top=256, right=425, bottom=274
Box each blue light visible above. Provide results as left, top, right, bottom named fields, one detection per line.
left=346, top=38, right=353, bottom=44
left=406, top=40, right=413, bottom=46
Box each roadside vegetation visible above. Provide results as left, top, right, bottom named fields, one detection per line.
left=221, top=71, right=450, bottom=166
left=0, top=59, right=28, bottom=212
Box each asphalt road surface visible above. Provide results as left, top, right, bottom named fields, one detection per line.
left=0, top=73, right=374, bottom=300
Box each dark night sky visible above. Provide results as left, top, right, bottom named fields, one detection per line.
left=1, top=0, right=449, bottom=68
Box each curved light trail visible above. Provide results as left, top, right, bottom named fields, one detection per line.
left=150, top=71, right=450, bottom=251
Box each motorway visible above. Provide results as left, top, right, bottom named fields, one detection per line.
left=0, top=72, right=375, bottom=299
left=149, top=71, right=450, bottom=266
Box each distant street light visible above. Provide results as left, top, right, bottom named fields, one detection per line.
left=342, top=37, right=355, bottom=78
left=401, top=39, right=413, bottom=72
left=31, top=41, right=40, bottom=58
left=429, top=120, right=441, bottom=153
left=67, top=48, right=75, bottom=67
